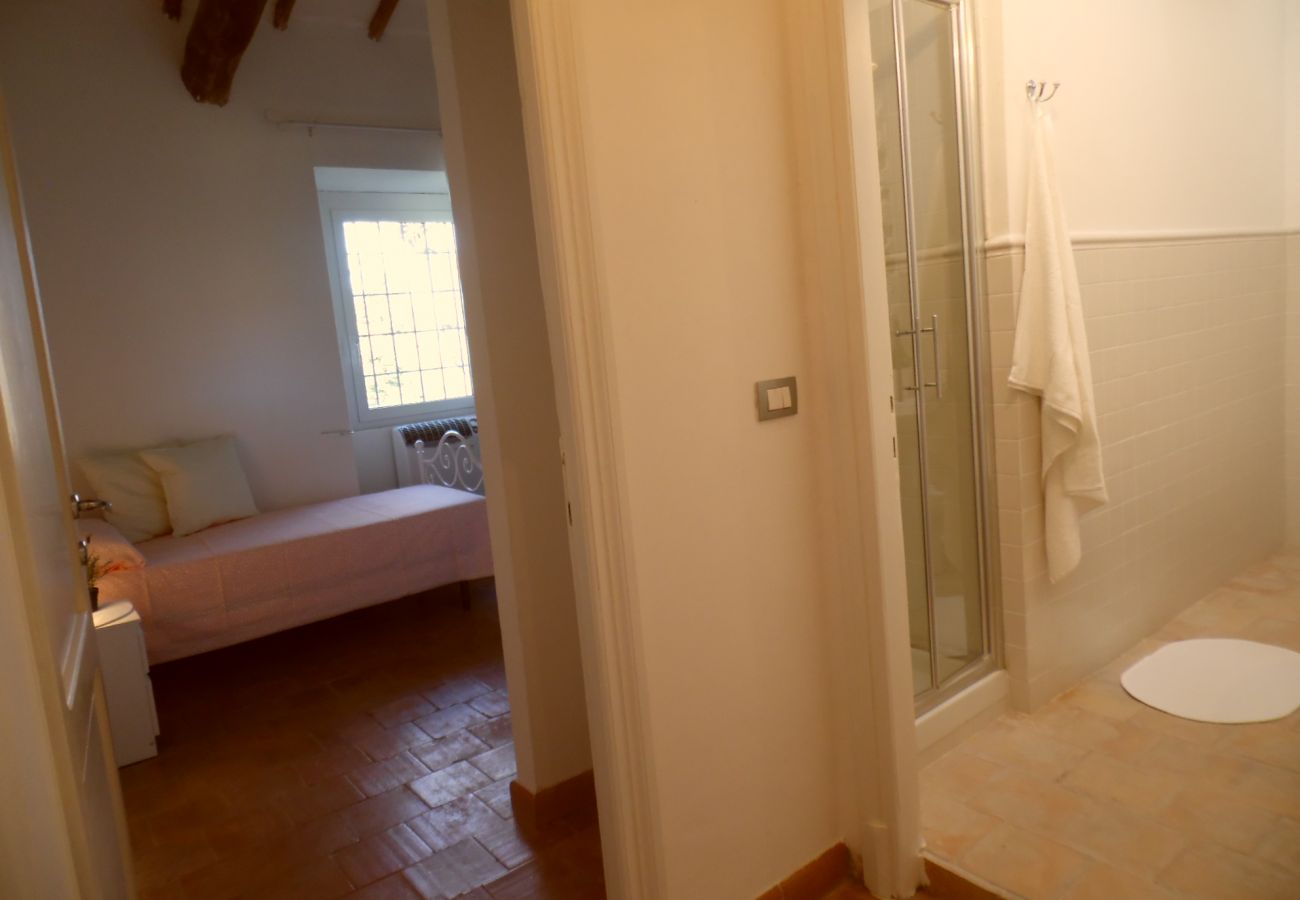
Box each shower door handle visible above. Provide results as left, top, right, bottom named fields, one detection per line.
left=895, top=323, right=929, bottom=395
left=897, top=314, right=943, bottom=398
left=920, top=314, right=943, bottom=399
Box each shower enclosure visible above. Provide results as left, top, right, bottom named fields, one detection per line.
left=870, top=0, right=998, bottom=708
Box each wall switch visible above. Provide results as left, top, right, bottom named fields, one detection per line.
left=756, top=376, right=798, bottom=421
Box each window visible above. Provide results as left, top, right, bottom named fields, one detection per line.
left=318, top=175, right=474, bottom=428
left=339, top=215, right=472, bottom=414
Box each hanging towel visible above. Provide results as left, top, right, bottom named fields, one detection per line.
left=1008, top=111, right=1107, bottom=583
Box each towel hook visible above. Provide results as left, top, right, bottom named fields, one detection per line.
left=1025, top=79, right=1061, bottom=103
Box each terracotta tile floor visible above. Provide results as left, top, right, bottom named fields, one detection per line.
left=816, top=881, right=924, bottom=899
left=827, top=881, right=939, bottom=899
left=920, top=551, right=1300, bottom=899
left=119, top=583, right=605, bottom=899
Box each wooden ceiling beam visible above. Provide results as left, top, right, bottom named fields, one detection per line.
left=180, top=0, right=270, bottom=106
left=272, top=0, right=296, bottom=30
left=368, top=0, right=401, bottom=41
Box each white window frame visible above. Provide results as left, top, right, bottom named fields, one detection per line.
left=318, top=190, right=476, bottom=429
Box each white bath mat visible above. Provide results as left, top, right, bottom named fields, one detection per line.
left=1120, top=638, right=1300, bottom=724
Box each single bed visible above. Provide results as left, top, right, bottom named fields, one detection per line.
left=95, top=421, right=492, bottom=664
left=98, top=484, right=492, bottom=664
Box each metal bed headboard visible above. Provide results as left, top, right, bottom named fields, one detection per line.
left=414, top=429, right=485, bottom=495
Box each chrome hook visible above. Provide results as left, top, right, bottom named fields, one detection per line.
left=1025, top=79, right=1061, bottom=103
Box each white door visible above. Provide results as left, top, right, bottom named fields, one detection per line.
left=0, top=91, right=134, bottom=899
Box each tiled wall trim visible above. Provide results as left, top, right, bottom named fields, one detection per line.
left=986, top=227, right=1297, bottom=253
left=985, top=234, right=1288, bottom=709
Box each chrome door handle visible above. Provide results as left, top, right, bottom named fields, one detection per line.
left=898, top=315, right=942, bottom=397
left=895, top=321, right=922, bottom=394
left=70, top=493, right=112, bottom=518
left=920, top=314, right=943, bottom=399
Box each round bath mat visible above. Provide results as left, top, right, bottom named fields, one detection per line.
left=1120, top=638, right=1300, bottom=724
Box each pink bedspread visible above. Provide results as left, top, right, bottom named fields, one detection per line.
left=98, top=485, right=493, bottom=664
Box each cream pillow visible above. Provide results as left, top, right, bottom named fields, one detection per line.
left=139, top=436, right=259, bottom=537
left=79, top=450, right=172, bottom=543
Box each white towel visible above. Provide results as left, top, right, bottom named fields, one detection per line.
left=1008, top=111, right=1107, bottom=583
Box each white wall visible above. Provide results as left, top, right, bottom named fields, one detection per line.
left=0, top=0, right=443, bottom=510
left=981, top=0, right=1289, bottom=239
left=566, top=1, right=840, bottom=895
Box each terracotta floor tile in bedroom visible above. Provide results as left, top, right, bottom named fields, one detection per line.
left=119, top=582, right=605, bottom=900
left=919, top=550, right=1300, bottom=900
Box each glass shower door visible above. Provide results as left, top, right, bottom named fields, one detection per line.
left=871, top=0, right=992, bottom=704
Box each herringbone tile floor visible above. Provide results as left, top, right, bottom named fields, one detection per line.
left=120, top=582, right=602, bottom=899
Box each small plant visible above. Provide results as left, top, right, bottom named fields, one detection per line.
left=85, top=552, right=106, bottom=588
left=84, top=544, right=105, bottom=612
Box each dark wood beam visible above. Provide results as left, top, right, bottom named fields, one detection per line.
left=180, top=0, right=270, bottom=106
left=368, top=0, right=401, bottom=41
left=272, top=0, right=296, bottom=30
left=163, top=0, right=182, bottom=21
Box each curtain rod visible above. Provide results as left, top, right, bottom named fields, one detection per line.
left=265, top=112, right=442, bottom=136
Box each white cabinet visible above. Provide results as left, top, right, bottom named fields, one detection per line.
left=92, top=601, right=159, bottom=766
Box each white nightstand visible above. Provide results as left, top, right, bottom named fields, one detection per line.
left=93, top=601, right=159, bottom=766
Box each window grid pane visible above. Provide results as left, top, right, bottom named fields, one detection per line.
left=341, top=218, right=473, bottom=412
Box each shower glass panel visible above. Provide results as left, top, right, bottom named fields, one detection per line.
left=870, top=0, right=994, bottom=706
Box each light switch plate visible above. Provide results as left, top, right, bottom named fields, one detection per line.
left=756, top=376, right=798, bottom=421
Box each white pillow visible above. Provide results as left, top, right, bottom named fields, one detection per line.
left=139, top=436, right=259, bottom=537
left=76, top=518, right=146, bottom=573
left=79, top=450, right=172, bottom=543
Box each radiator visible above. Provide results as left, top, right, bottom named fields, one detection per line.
left=391, top=416, right=484, bottom=494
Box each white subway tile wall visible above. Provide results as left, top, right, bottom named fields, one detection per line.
left=1287, top=233, right=1300, bottom=546
left=987, top=236, right=1288, bottom=709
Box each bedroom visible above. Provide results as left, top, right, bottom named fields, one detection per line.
left=0, top=0, right=598, bottom=897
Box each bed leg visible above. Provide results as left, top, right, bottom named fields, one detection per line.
left=459, top=580, right=471, bottom=612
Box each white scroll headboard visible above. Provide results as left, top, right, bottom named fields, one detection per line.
left=414, top=430, right=484, bottom=495
left=391, top=416, right=481, bottom=490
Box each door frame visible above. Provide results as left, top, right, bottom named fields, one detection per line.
left=507, top=0, right=923, bottom=896
left=507, top=3, right=667, bottom=895
left=784, top=1, right=924, bottom=893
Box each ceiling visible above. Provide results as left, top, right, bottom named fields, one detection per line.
left=274, top=0, right=430, bottom=38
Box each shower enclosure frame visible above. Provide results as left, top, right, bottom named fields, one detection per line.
left=886, top=0, right=1002, bottom=714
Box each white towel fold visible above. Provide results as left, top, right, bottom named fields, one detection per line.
left=1008, top=111, right=1107, bottom=583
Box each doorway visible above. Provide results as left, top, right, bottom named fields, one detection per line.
left=0, top=0, right=603, bottom=895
